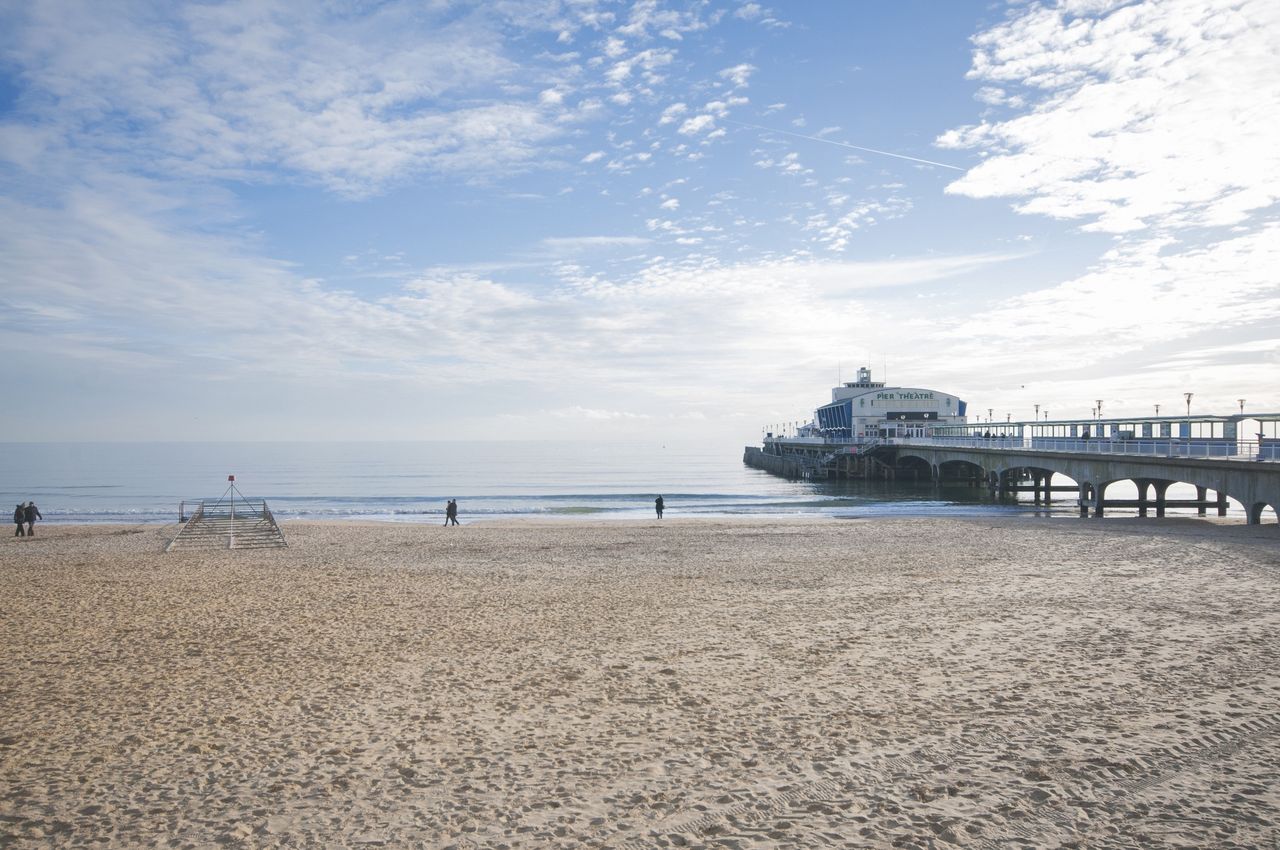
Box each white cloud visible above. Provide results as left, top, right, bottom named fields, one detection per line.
left=703, top=96, right=748, bottom=116
left=541, top=236, right=653, bottom=253
left=0, top=167, right=1023, bottom=408
left=616, top=0, right=712, bottom=41
left=923, top=224, right=1280, bottom=420
left=718, top=63, right=756, bottom=87
left=549, top=406, right=651, bottom=420
left=0, top=1, right=579, bottom=196
left=659, top=198, right=680, bottom=210
left=677, top=114, right=716, bottom=135
left=938, top=0, right=1280, bottom=234
left=658, top=102, right=689, bottom=124
left=581, top=150, right=606, bottom=163
left=605, top=59, right=634, bottom=84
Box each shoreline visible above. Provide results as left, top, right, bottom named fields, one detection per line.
left=3, top=517, right=1278, bottom=847
left=7, top=511, right=1270, bottom=534
left=12, top=503, right=1267, bottom=531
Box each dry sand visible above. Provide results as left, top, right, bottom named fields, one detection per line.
left=2, top=517, right=1279, bottom=849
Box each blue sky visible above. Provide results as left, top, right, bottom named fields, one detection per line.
left=1, top=0, right=1277, bottom=441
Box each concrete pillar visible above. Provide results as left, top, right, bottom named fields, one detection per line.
left=1196, top=485, right=1207, bottom=516
left=1136, top=479, right=1149, bottom=517
left=1079, top=482, right=1090, bottom=518
left=1155, top=482, right=1170, bottom=518
left=1216, top=490, right=1228, bottom=517
left=1092, top=482, right=1106, bottom=518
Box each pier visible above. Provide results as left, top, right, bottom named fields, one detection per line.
left=745, top=414, right=1280, bottom=524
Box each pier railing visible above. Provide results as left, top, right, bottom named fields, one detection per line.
left=889, top=436, right=1275, bottom=461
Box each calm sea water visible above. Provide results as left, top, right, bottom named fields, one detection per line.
left=0, top=441, right=1227, bottom=524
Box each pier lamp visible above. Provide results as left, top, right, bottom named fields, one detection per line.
left=1239, top=398, right=1246, bottom=415
left=1034, top=403, right=1040, bottom=421
left=1043, top=410, right=1049, bottom=421
left=1006, top=413, right=1011, bottom=423
left=1096, top=399, right=1103, bottom=419
left=1154, top=404, right=1160, bottom=417
left=988, top=408, right=993, bottom=423
left=1184, top=392, right=1193, bottom=416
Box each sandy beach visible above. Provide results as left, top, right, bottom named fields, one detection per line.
left=2, top=517, right=1279, bottom=849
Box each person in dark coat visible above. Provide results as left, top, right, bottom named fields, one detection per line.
left=444, top=499, right=459, bottom=526
left=13, top=503, right=25, bottom=537
left=655, top=495, right=664, bottom=519
left=24, top=501, right=42, bottom=536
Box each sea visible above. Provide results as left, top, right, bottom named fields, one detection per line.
left=0, top=440, right=1235, bottom=525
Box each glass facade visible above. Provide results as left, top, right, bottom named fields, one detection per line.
left=816, top=400, right=852, bottom=437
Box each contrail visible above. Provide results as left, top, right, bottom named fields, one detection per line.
left=723, top=119, right=964, bottom=171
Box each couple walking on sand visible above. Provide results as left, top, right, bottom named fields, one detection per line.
left=444, top=499, right=460, bottom=526
left=13, top=501, right=41, bottom=538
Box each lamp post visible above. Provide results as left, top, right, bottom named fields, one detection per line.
left=1239, top=398, right=1246, bottom=415
left=988, top=408, right=993, bottom=423
left=1034, top=403, right=1040, bottom=421
left=1096, top=399, right=1103, bottom=420
left=1154, top=404, right=1160, bottom=417
left=1006, top=413, right=1011, bottom=423
left=1184, top=392, right=1193, bottom=416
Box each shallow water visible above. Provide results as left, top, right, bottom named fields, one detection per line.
left=0, top=440, right=1240, bottom=523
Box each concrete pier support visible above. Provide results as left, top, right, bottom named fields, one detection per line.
left=1196, top=485, right=1207, bottom=516
left=1091, top=482, right=1106, bottom=518
left=1154, top=481, right=1170, bottom=518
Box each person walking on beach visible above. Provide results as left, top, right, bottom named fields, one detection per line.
left=655, top=495, right=664, bottom=519
left=24, top=501, right=42, bottom=537
left=13, top=503, right=25, bottom=538
left=444, top=499, right=459, bottom=526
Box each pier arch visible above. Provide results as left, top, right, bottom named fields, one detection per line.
left=1249, top=502, right=1280, bottom=524
left=884, top=446, right=1280, bottom=524
left=937, top=458, right=986, bottom=485
left=894, top=454, right=934, bottom=482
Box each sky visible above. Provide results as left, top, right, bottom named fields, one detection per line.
left=1, top=0, right=1277, bottom=443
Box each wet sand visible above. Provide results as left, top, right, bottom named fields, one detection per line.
left=2, top=517, right=1279, bottom=848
